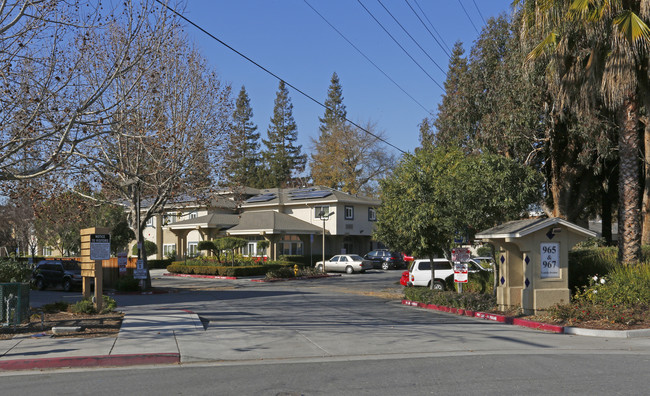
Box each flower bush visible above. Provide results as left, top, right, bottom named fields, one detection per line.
left=549, top=265, right=650, bottom=325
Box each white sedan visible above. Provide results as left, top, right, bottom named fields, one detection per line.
left=315, top=254, right=373, bottom=274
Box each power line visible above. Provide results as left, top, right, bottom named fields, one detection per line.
left=356, top=0, right=444, bottom=91
left=376, top=0, right=447, bottom=75
left=405, top=0, right=450, bottom=59
left=413, top=0, right=452, bottom=55
left=457, top=0, right=479, bottom=34
left=472, top=0, right=487, bottom=25
left=303, top=0, right=433, bottom=115
left=153, top=0, right=407, bottom=154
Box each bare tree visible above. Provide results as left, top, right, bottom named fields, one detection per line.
left=74, top=25, right=232, bottom=262
left=0, top=0, right=175, bottom=182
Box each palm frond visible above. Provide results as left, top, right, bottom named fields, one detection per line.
left=613, top=10, right=650, bottom=47
left=526, top=32, right=559, bottom=61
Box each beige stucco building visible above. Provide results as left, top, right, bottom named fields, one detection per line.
left=141, top=187, right=382, bottom=261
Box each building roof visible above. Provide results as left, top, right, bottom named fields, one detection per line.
left=475, top=218, right=597, bottom=240
left=165, top=213, right=239, bottom=231
left=241, top=187, right=381, bottom=208
left=226, top=211, right=322, bottom=235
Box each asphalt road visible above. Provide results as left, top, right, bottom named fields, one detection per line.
left=8, top=269, right=650, bottom=395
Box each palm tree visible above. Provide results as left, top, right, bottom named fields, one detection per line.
left=516, top=0, right=650, bottom=265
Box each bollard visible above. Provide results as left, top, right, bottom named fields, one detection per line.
left=294, top=264, right=299, bottom=276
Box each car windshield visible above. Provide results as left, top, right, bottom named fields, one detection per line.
left=62, top=261, right=80, bottom=270
left=349, top=255, right=363, bottom=261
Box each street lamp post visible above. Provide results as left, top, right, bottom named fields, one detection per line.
left=319, top=210, right=335, bottom=273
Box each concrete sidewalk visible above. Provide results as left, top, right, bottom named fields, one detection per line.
left=0, top=308, right=203, bottom=371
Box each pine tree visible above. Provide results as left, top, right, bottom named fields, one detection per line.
left=224, top=86, right=261, bottom=187
left=311, top=72, right=348, bottom=188
left=319, top=72, right=347, bottom=135
left=262, top=81, right=306, bottom=187
left=432, top=42, right=474, bottom=149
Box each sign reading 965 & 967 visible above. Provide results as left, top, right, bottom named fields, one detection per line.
left=540, top=242, right=560, bottom=278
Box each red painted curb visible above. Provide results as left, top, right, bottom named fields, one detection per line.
left=401, top=299, right=564, bottom=333
left=251, top=274, right=342, bottom=282
left=512, top=318, right=564, bottom=333
left=164, top=273, right=237, bottom=280
left=0, top=353, right=180, bottom=371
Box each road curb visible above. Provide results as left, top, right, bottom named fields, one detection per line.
left=251, top=274, right=341, bottom=282
left=402, top=299, right=649, bottom=337
left=0, top=353, right=180, bottom=371
left=163, top=273, right=238, bottom=280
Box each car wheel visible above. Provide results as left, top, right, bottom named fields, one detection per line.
left=35, top=278, right=46, bottom=291
left=432, top=281, right=445, bottom=291
left=345, top=266, right=354, bottom=274
left=381, top=262, right=390, bottom=270
left=316, top=264, right=323, bottom=272
left=63, top=278, right=72, bottom=292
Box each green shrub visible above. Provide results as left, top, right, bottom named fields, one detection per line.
left=404, top=288, right=496, bottom=312
left=131, top=240, right=157, bottom=257
left=147, top=259, right=173, bottom=269
left=0, top=258, right=33, bottom=283
left=568, top=247, right=617, bottom=292
left=444, top=271, right=493, bottom=294
left=115, top=275, right=141, bottom=292
left=476, top=245, right=493, bottom=257
left=266, top=267, right=296, bottom=279
left=41, top=301, right=70, bottom=313
left=72, top=299, right=96, bottom=314
left=548, top=265, right=649, bottom=325
left=72, top=295, right=117, bottom=314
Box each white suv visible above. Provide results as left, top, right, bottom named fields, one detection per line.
left=407, top=258, right=454, bottom=290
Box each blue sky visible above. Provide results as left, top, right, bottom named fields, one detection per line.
left=182, top=0, right=515, bottom=157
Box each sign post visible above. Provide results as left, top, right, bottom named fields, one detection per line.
left=80, top=227, right=110, bottom=312
left=452, top=248, right=471, bottom=293
left=117, top=251, right=128, bottom=276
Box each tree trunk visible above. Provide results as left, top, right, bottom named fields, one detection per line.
left=642, top=120, right=650, bottom=245
left=617, top=95, right=642, bottom=266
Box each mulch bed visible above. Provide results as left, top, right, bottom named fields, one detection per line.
left=0, top=311, right=123, bottom=340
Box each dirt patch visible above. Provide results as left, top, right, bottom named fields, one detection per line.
left=0, top=311, right=123, bottom=340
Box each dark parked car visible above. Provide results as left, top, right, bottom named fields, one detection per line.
left=363, top=249, right=405, bottom=270
left=32, top=260, right=83, bottom=291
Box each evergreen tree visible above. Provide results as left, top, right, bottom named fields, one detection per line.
left=262, top=81, right=306, bottom=187
left=418, top=117, right=434, bottom=150
left=432, top=42, right=474, bottom=149
left=311, top=72, right=348, bottom=188
left=319, top=72, right=347, bottom=135
left=225, top=86, right=261, bottom=187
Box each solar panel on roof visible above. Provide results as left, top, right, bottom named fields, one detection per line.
left=289, top=190, right=332, bottom=200
left=245, top=193, right=276, bottom=203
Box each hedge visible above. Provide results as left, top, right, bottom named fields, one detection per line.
left=147, top=259, right=173, bottom=269
left=167, top=262, right=293, bottom=277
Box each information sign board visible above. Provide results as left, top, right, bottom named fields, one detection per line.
left=117, top=251, right=128, bottom=275
left=134, top=259, right=148, bottom=279
left=540, top=242, right=560, bottom=278
left=90, top=234, right=111, bottom=260
left=451, top=248, right=471, bottom=263
left=454, top=263, right=468, bottom=283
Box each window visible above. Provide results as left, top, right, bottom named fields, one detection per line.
left=345, top=206, right=354, bottom=220
left=188, top=211, right=198, bottom=219
left=163, top=213, right=177, bottom=225
left=163, top=244, right=176, bottom=258
left=315, top=205, right=330, bottom=219
left=368, top=207, right=377, bottom=221
left=42, top=246, right=52, bottom=256
left=145, top=217, right=154, bottom=227
left=187, top=242, right=198, bottom=257
left=279, top=235, right=303, bottom=255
